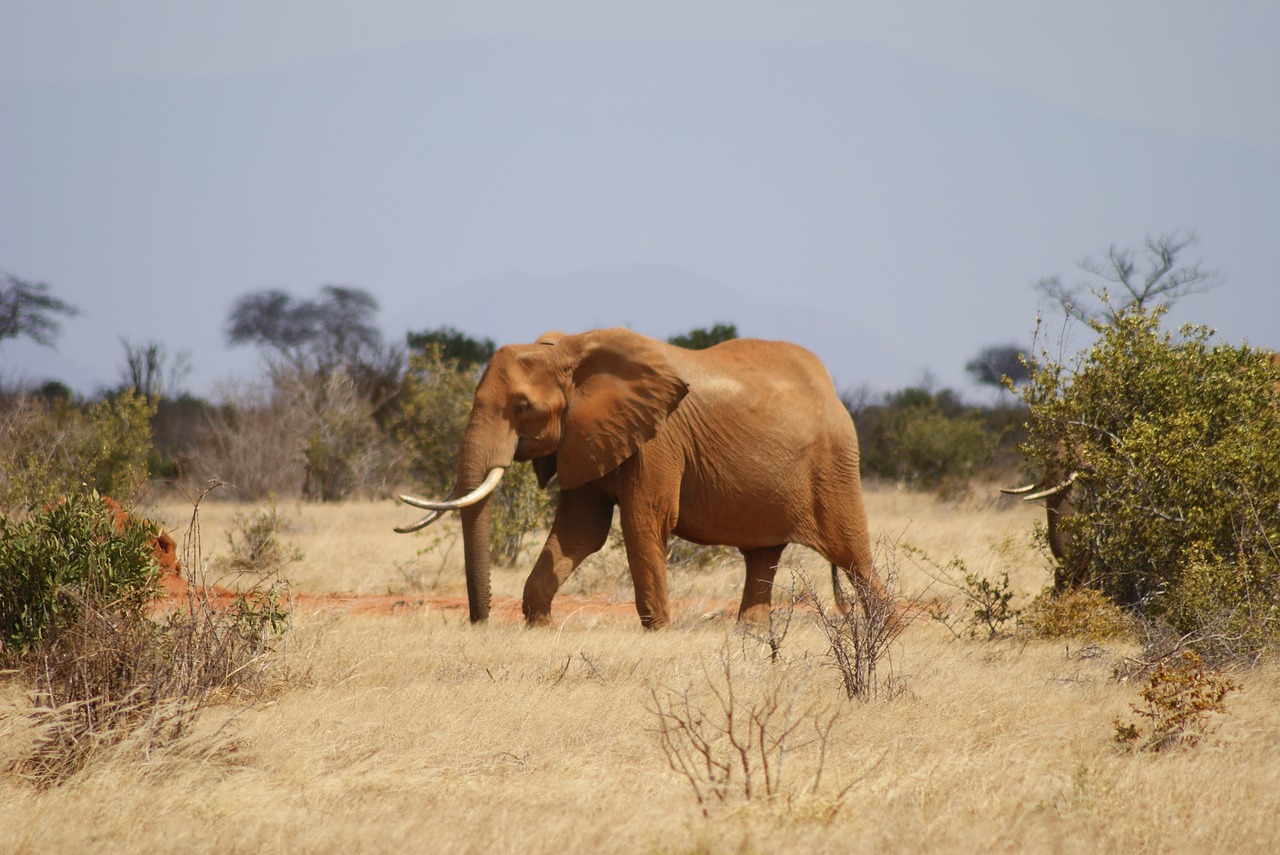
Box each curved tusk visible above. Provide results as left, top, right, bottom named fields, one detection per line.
left=394, top=509, right=444, bottom=534
left=1020, top=471, right=1078, bottom=502
left=398, top=467, right=506, bottom=511
left=1000, top=482, right=1041, bottom=496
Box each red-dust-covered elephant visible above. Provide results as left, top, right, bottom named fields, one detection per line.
left=396, top=327, right=884, bottom=629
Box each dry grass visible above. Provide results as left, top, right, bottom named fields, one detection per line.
left=3, top=483, right=1278, bottom=854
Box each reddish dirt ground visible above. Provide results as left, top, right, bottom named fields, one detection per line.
left=158, top=567, right=927, bottom=627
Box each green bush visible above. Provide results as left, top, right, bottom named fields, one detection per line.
left=389, top=345, right=477, bottom=495
left=0, top=491, right=160, bottom=659
left=1020, top=303, right=1280, bottom=654
left=0, top=390, right=155, bottom=513
left=856, top=387, right=995, bottom=492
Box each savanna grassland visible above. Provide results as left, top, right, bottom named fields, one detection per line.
left=2, top=484, right=1279, bottom=854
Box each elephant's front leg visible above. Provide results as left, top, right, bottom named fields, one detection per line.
left=522, top=488, right=614, bottom=626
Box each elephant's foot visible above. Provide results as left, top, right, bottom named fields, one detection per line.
left=522, top=599, right=554, bottom=627
left=736, top=603, right=772, bottom=626
left=637, top=606, right=670, bottom=630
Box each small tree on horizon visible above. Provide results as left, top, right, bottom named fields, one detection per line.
left=965, top=344, right=1030, bottom=401
left=667, top=322, right=738, bottom=350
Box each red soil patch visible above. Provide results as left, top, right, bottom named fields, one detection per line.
left=157, top=570, right=928, bottom=628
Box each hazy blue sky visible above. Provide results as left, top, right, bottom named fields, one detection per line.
left=2, top=1, right=1277, bottom=398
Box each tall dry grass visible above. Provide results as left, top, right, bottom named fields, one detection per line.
left=3, top=483, right=1277, bottom=854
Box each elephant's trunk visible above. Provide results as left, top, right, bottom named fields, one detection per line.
left=454, top=431, right=514, bottom=624
left=460, top=500, right=493, bottom=623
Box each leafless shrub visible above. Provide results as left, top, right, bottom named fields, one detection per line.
left=808, top=546, right=911, bottom=701
left=648, top=648, right=858, bottom=815
left=192, top=378, right=308, bottom=499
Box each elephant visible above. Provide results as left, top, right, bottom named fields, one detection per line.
left=395, top=327, right=885, bottom=629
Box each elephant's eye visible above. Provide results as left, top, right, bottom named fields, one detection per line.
left=514, top=399, right=533, bottom=415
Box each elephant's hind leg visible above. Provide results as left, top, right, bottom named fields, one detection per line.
left=522, top=489, right=614, bottom=625
left=738, top=544, right=787, bottom=625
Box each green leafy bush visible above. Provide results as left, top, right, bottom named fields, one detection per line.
left=1020, top=303, right=1280, bottom=654
left=0, top=491, right=160, bottom=659
left=856, top=387, right=996, bottom=493
left=0, top=390, right=155, bottom=513
left=389, top=345, right=477, bottom=495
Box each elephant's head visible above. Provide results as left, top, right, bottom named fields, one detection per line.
left=396, top=328, right=689, bottom=622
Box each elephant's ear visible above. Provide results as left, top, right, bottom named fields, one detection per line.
left=557, top=329, right=689, bottom=489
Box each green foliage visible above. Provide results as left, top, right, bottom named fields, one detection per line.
left=389, top=345, right=478, bottom=495
left=856, top=387, right=995, bottom=493
left=488, top=464, right=556, bottom=566
left=1020, top=302, right=1280, bottom=653
left=1021, top=588, right=1136, bottom=642
left=667, top=322, right=738, bottom=350
left=1113, top=651, right=1238, bottom=752
left=406, top=325, right=496, bottom=369
left=0, top=491, right=160, bottom=659
left=0, top=390, right=156, bottom=513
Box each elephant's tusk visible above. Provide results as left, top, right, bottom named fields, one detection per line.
left=1018, top=471, right=1078, bottom=502
left=398, top=467, right=506, bottom=511
left=394, top=509, right=444, bottom=533
left=1000, top=482, right=1041, bottom=496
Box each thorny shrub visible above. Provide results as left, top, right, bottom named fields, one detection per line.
left=1113, top=650, right=1238, bottom=753
left=910, top=547, right=1021, bottom=640
left=1021, top=587, right=1136, bottom=642
left=647, top=646, right=856, bottom=815
left=1019, top=302, right=1280, bottom=657
left=807, top=556, right=910, bottom=701
left=3, top=486, right=290, bottom=786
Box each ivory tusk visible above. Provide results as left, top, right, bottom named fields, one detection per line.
left=1019, top=471, right=1078, bottom=502
left=398, top=467, right=506, bottom=511
left=1000, top=482, right=1040, bottom=496
left=394, top=509, right=444, bottom=534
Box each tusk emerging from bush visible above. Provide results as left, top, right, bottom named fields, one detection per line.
left=1018, top=471, right=1078, bottom=502
left=398, top=467, right=506, bottom=512
left=394, top=509, right=444, bottom=534
left=1000, top=482, right=1040, bottom=496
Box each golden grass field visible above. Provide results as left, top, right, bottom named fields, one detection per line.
left=3, top=484, right=1279, bottom=854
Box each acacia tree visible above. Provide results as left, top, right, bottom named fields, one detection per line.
left=0, top=272, right=78, bottom=347
left=1035, top=232, right=1221, bottom=323
left=224, top=285, right=403, bottom=500
left=965, top=344, right=1030, bottom=400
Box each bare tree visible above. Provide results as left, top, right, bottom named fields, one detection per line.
left=1035, top=232, right=1221, bottom=324
left=0, top=272, right=78, bottom=347
left=118, top=337, right=190, bottom=400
